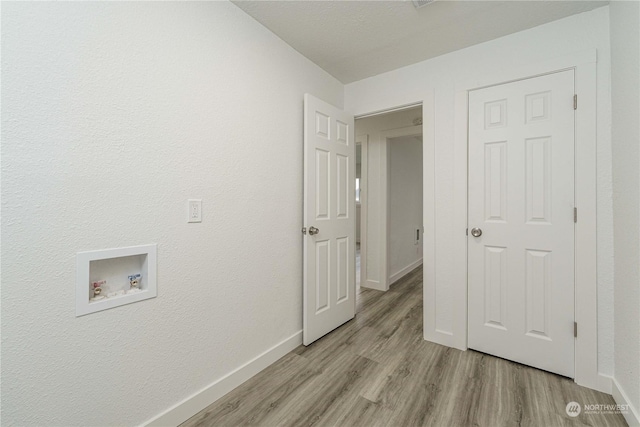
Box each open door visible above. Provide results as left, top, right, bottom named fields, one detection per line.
left=303, top=94, right=356, bottom=345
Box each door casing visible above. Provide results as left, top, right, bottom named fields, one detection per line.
left=447, top=50, right=601, bottom=391
left=356, top=134, right=368, bottom=292
left=347, top=50, right=601, bottom=393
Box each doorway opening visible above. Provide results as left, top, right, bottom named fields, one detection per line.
left=301, top=95, right=424, bottom=346
left=354, top=105, right=423, bottom=301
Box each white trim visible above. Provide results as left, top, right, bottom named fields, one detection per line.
left=449, top=50, right=600, bottom=384
left=357, top=134, right=375, bottom=290
left=612, top=377, right=640, bottom=427
left=596, top=373, right=613, bottom=394
left=453, top=50, right=596, bottom=93
left=362, top=280, right=386, bottom=292
left=425, top=88, right=467, bottom=349
left=451, top=90, right=469, bottom=351
left=572, top=59, right=599, bottom=392
left=354, top=102, right=423, bottom=120
left=421, top=90, right=443, bottom=346
left=143, top=331, right=302, bottom=427
left=353, top=98, right=431, bottom=297
left=389, top=258, right=423, bottom=286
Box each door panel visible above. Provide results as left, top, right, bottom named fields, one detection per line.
left=484, top=245, right=507, bottom=329
left=304, top=94, right=355, bottom=345
left=468, top=70, right=575, bottom=377
left=315, top=149, right=330, bottom=219
left=337, top=154, right=349, bottom=218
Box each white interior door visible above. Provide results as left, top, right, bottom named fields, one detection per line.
left=468, top=70, right=575, bottom=377
left=303, top=94, right=356, bottom=346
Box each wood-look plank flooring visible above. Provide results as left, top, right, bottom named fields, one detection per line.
left=183, top=266, right=627, bottom=427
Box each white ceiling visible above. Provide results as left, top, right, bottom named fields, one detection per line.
left=231, top=0, right=608, bottom=83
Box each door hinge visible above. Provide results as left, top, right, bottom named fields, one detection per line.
left=574, top=321, right=578, bottom=338
left=574, top=207, right=578, bottom=223
left=574, top=94, right=578, bottom=110
left=302, top=227, right=307, bottom=235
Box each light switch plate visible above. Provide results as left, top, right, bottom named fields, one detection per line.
left=188, top=199, right=202, bottom=223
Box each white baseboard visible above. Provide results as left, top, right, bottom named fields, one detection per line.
left=612, top=377, right=640, bottom=427
left=596, top=373, right=613, bottom=394
left=361, top=279, right=386, bottom=291
left=143, top=331, right=303, bottom=427
left=389, top=258, right=423, bottom=286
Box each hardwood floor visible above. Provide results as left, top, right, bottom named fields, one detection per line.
left=183, top=266, right=627, bottom=427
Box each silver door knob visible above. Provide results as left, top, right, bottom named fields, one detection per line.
left=309, top=226, right=320, bottom=236
left=471, top=228, right=482, bottom=237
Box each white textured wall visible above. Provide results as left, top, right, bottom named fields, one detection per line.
left=346, top=7, right=614, bottom=375
left=389, top=136, right=423, bottom=279
left=354, top=107, right=422, bottom=289
left=0, top=2, right=343, bottom=425
left=610, top=0, right=640, bottom=416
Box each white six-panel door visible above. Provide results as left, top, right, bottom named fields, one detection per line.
left=303, top=94, right=356, bottom=346
left=468, top=70, right=576, bottom=377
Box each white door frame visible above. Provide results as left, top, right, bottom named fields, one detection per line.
left=357, top=134, right=368, bottom=291
left=357, top=125, right=423, bottom=292
left=447, top=50, right=602, bottom=391
left=348, top=51, right=602, bottom=394
left=354, top=104, right=424, bottom=293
